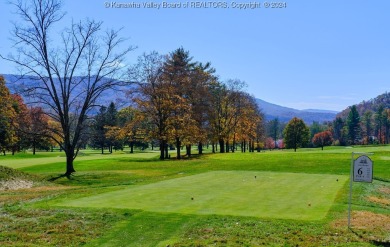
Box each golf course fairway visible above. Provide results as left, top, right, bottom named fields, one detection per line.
left=58, top=171, right=348, bottom=220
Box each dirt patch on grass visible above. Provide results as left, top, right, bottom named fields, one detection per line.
left=0, top=185, right=71, bottom=205
left=0, top=179, right=33, bottom=191
left=368, top=196, right=390, bottom=206
left=379, top=187, right=390, bottom=195
left=332, top=211, right=390, bottom=231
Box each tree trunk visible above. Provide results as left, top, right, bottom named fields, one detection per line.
left=219, top=139, right=225, bottom=153
left=176, top=137, right=181, bottom=159
left=198, top=142, right=203, bottom=155
left=226, top=140, right=229, bottom=153
left=159, top=140, right=165, bottom=160
left=165, top=143, right=169, bottom=159
left=101, top=146, right=104, bottom=154
left=65, top=151, right=76, bottom=178
left=186, top=144, right=191, bottom=157
left=212, top=143, right=215, bottom=153
left=33, top=141, right=36, bottom=155
left=130, top=142, right=134, bottom=153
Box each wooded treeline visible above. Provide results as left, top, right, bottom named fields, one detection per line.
left=1, top=0, right=390, bottom=177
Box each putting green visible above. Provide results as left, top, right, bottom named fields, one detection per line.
left=57, top=171, right=347, bottom=220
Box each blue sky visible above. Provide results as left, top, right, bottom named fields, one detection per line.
left=1, top=0, right=389, bottom=112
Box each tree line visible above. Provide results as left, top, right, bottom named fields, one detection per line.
left=1, top=0, right=389, bottom=177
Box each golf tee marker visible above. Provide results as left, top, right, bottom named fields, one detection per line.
left=348, top=152, right=374, bottom=228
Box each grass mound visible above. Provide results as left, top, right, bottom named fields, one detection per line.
left=0, top=165, right=42, bottom=190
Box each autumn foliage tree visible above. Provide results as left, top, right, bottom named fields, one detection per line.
left=26, top=107, right=51, bottom=154
left=0, top=76, right=17, bottom=155
left=115, top=107, right=148, bottom=153
left=129, top=51, right=170, bottom=160
left=312, top=130, right=333, bottom=150
left=129, top=49, right=228, bottom=159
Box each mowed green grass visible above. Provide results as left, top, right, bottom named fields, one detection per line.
left=1, top=146, right=389, bottom=246
left=0, top=151, right=159, bottom=169
left=58, top=171, right=348, bottom=220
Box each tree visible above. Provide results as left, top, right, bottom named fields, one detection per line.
left=375, top=105, right=385, bottom=144
left=310, top=121, right=326, bottom=140
left=209, top=80, right=247, bottom=153
left=362, top=111, right=373, bottom=144
left=27, top=107, right=51, bottom=154
left=105, top=102, right=118, bottom=153
left=267, top=118, right=280, bottom=148
left=3, top=0, right=133, bottom=177
left=9, top=94, right=30, bottom=155
left=265, top=137, right=275, bottom=150
left=184, top=62, right=215, bottom=155
left=116, top=107, right=148, bottom=153
left=332, top=117, right=346, bottom=145
left=235, top=92, right=264, bottom=153
left=283, top=117, right=310, bottom=152
left=129, top=52, right=169, bottom=160
left=312, top=131, right=333, bottom=150
left=0, top=76, right=17, bottom=155
left=347, top=105, right=361, bottom=145
left=163, top=48, right=197, bottom=159
left=90, top=106, right=108, bottom=154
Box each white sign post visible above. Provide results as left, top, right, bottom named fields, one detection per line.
left=348, top=152, right=373, bottom=228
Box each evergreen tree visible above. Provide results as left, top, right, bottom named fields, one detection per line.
left=91, top=106, right=108, bottom=154
left=362, top=111, right=373, bottom=144
left=332, top=117, right=346, bottom=145
left=347, top=105, right=361, bottom=145
left=105, top=102, right=118, bottom=153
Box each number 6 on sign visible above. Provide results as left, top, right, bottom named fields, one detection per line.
left=353, top=155, right=373, bottom=183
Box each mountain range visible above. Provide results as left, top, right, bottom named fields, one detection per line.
left=2, top=74, right=338, bottom=124
left=256, top=99, right=338, bottom=124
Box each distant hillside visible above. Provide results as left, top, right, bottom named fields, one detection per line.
left=2, top=74, right=131, bottom=110
left=256, top=99, right=338, bottom=124
left=337, top=92, right=390, bottom=119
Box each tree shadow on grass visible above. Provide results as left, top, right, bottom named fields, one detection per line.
left=48, top=173, right=74, bottom=181
left=349, top=228, right=390, bottom=247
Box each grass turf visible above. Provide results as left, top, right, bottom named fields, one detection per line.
left=57, top=171, right=348, bottom=220
left=2, top=146, right=389, bottom=246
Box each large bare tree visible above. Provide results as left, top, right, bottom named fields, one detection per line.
left=128, top=52, right=169, bottom=160
left=2, top=0, right=133, bottom=177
